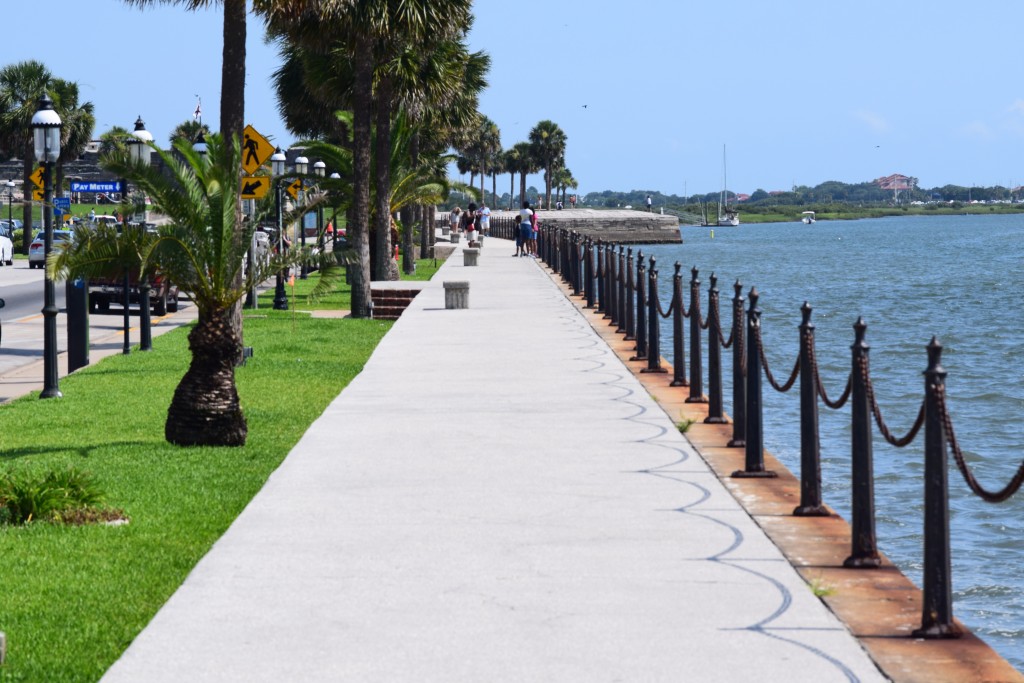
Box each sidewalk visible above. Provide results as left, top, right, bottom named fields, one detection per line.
left=100, top=238, right=887, bottom=682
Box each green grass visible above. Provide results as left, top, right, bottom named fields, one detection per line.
left=258, top=256, right=443, bottom=311
left=0, top=313, right=391, bottom=682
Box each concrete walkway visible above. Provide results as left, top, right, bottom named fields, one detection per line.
left=101, top=238, right=887, bottom=682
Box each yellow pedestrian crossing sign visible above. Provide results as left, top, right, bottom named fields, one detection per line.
left=285, top=178, right=302, bottom=200
left=30, top=166, right=44, bottom=189
left=240, top=175, right=270, bottom=200
left=241, top=124, right=274, bottom=175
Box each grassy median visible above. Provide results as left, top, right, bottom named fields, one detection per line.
left=0, top=270, right=419, bottom=680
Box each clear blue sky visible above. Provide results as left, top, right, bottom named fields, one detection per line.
left=7, top=1, right=1024, bottom=197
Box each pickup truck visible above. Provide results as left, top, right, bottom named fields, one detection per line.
left=89, top=271, right=179, bottom=316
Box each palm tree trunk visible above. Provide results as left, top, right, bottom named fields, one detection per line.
left=373, top=76, right=395, bottom=281
left=400, top=204, right=414, bottom=274
left=509, top=171, right=514, bottom=210
left=349, top=38, right=373, bottom=317
left=165, top=307, right=246, bottom=447
left=221, top=0, right=247, bottom=365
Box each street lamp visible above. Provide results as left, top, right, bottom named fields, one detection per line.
left=128, top=116, right=154, bottom=352
left=329, top=172, right=341, bottom=251
left=313, top=160, right=325, bottom=270
left=4, top=180, right=14, bottom=236
left=294, top=155, right=308, bottom=279
left=31, top=94, right=62, bottom=399
left=271, top=147, right=288, bottom=310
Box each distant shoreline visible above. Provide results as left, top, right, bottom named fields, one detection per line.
left=688, top=204, right=1024, bottom=224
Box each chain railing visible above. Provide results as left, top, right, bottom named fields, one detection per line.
left=539, top=226, right=1023, bottom=641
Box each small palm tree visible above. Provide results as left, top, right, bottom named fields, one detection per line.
left=51, top=134, right=332, bottom=447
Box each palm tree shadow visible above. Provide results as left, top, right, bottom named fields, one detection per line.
left=0, top=440, right=154, bottom=462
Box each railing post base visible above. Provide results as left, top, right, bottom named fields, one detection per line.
left=730, top=469, right=777, bottom=479
left=842, top=554, right=881, bottom=569
left=793, top=504, right=831, bottom=517
left=726, top=438, right=745, bottom=448
left=704, top=416, right=728, bottom=424
left=640, top=367, right=668, bottom=374
left=670, top=378, right=688, bottom=387
left=912, top=623, right=963, bottom=640
left=685, top=395, right=707, bottom=403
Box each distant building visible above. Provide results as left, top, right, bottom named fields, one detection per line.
left=874, top=173, right=917, bottom=202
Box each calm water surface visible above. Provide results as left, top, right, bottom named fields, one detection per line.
left=635, top=214, right=1023, bottom=670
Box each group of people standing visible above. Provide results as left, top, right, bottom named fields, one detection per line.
left=449, top=202, right=491, bottom=243
left=516, top=201, right=538, bottom=257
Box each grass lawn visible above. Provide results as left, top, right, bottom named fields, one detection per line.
left=259, top=255, right=443, bottom=311
left=0, top=300, right=399, bottom=680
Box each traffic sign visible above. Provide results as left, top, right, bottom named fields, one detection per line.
left=30, top=166, right=44, bottom=189
left=285, top=178, right=302, bottom=200
left=54, top=197, right=70, bottom=211
left=70, top=180, right=123, bottom=193
left=241, top=124, right=274, bottom=175
left=240, top=175, right=270, bottom=200
left=32, top=187, right=44, bottom=201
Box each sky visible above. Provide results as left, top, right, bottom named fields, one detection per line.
left=5, top=1, right=1024, bottom=198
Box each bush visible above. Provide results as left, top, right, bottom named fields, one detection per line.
left=0, top=467, right=108, bottom=525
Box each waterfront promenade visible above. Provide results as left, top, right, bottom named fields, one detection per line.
left=99, top=237, right=891, bottom=682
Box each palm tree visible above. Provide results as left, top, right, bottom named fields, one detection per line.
left=169, top=119, right=212, bottom=145
left=510, top=141, right=536, bottom=210
left=0, top=60, right=53, bottom=253
left=528, top=120, right=567, bottom=210
left=51, top=135, right=331, bottom=447
left=98, top=126, right=132, bottom=158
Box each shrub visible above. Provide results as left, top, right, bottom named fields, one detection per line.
left=0, top=467, right=109, bottom=525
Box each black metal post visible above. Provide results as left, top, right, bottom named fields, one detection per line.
left=632, top=252, right=647, bottom=360
left=705, top=274, right=727, bottom=424
left=844, top=317, right=881, bottom=568
left=273, top=180, right=289, bottom=310
left=670, top=263, right=686, bottom=386
left=607, top=246, right=618, bottom=326
left=299, top=184, right=308, bottom=279
left=40, top=158, right=61, bottom=398
left=585, top=237, right=595, bottom=308
left=642, top=256, right=667, bottom=374
left=686, top=266, right=705, bottom=402
left=624, top=248, right=635, bottom=341
left=595, top=240, right=605, bottom=314
left=914, top=338, right=961, bottom=638
left=727, top=280, right=746, bottom=447
left=616, top=247, right=627, bottom=333
left=794, top=302, right=828, bottom=516
left=138, top=276, right=152, bottom=351
left=732, top=288, right=776, bottom=477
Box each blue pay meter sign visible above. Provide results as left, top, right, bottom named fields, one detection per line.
left=70, top=181, right=123, bottom=193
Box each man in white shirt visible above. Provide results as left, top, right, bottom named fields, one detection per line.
left=479, top=204, right=491, bottom=236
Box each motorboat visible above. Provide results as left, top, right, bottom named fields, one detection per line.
left=801, top=211, right=816, bottom=224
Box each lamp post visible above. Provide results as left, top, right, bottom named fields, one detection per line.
left=128, top=116, right=154, bottom=351
left=31, top=95, right=62, bottom=399
left=313, top=160, right=325, bottom=267
left=329, top=172, right=340, bottom=251
left=271, top=147, right=288, bottom=310
left=4, top=180, right=13, bottom=236
left=294, top=155, right=308, bottom=279
left=193, top=131, right=207, bottom=159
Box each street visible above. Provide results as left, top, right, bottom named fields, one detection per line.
left=0, top=260, right=191, bottom=384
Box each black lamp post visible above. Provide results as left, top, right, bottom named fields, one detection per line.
left=313, top=160, right=325, bottom=266
left=329, top=172, right=340, bottom=251
left=193, top=130, right=207, bottom=158
left=31, top=95, right=62, bottom=399
left=4, top=180, right=13, bottom=235
left=271, top=147, right=289, bottom=310
left=294, top=155, right=308, bottom=279
left=129, top=116, right=154, bottom=351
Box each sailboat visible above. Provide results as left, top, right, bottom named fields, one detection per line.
left=717, top=145, right=740, bottom=226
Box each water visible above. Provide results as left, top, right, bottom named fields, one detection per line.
left=632, top=214, right=1024, bottom=670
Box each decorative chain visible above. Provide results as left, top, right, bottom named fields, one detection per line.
left=717, top=299, right=734, bottom=348
left=937, top=384, right=1024, bottom=503
left=657, top=291, right=676, bottom=320
left=857, top=354, right=925, bottom=447
left=809, top=340, right=851, bottom=409
left=755, top=324, right=800, bottom=392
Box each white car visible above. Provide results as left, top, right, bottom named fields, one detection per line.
left=0, top=226, right=13, bottom=266
left=28, top=230, right=73, bottom=269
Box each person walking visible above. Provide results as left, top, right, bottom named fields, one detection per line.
left=645, top=195, right=652, bottom=212
left=517, top=201, right=533, bottom=257
left=479, top=204, right=491, bottom=238
left=463, top=202, right=479, bottom=243
left=449, top=207, right=461, bottom=235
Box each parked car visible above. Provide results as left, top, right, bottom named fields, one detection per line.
left=0, top=226, right=13, bottom=266
left=89, top=270, right=179, bottom=316
left=28, top=230, right=73, bottom=269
